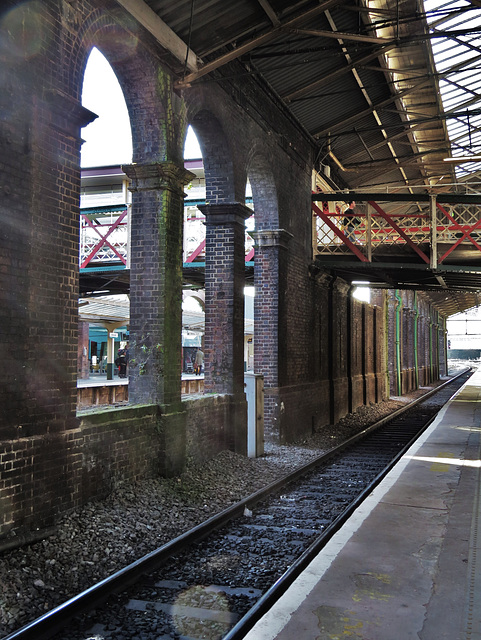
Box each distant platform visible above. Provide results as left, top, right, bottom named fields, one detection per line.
left=77, top=373, right=204, bottom=407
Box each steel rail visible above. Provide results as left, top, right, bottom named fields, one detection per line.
left=4, top=367, right=470, bottom=640
left=223, top=368, right=471, bottom=639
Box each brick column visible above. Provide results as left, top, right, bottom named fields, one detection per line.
left=373, top=298, right=387, bottom=402
left=439, top=316, right=447, bottom=376
left=1, top=88, right=95, bottom=438
left=407, top=309, right=416, bottom=390
left=350, top=296, right=364, bottom=412
left=433, top=313, right=440, bottom=380
left=418, top=311, right=429, bottom=385
left=363, top=304, right=376, bottom=405
left=315, top=271, right=333, bottom=429
left=330, top=278, right=351, bottom=423
left=123, top=162, right=194, bottom=474
left=250, top=229, right=293, bottom=440
left=198, top=202, right=251, bottom=455
left=386, top=291, right=399, bottom=395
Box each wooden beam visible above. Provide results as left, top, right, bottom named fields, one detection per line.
left=114, top=0, right=199, bottom=71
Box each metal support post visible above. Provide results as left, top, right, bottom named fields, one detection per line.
left=430, top=194, right=438, bottom=269
left=366, top=203, right=372, bottom=262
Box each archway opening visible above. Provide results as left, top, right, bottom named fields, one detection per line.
left=182, top=124, right=205, bottom=378
left=78, top=47, right=132, bottom=387
left=81, top=47, right=133, bottom=168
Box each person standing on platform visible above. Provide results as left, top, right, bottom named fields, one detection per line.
left=115, top=349, right=128, bottom=378
left=342, top=200, right=361, bottom=243
left=194, top=348, right=204, bottom=375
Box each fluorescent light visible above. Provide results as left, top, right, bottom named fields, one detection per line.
left=443, top=156, right=481, bottom=163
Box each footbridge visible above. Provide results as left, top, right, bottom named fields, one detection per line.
left=313, top=191, right=481, bottom=315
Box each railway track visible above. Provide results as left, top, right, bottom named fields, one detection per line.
left=6, top=369, right=472, bottom=640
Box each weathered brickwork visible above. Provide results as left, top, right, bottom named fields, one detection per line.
left=199, top=204, right=250, bottom=454
left=383, top=291, right=444, bottom=395
left=1, top=0, right=449, bottom=541
left=184, top=395, right=231, bottom=465
left=350, top=298, right=364, bottom=412
left=251, top=230, right=292, bottom=441
left=0, top=395, right=233, bottom=542
left=124, top=163, right=193, bottom=407
left=439, top=317, right=447, bottom=376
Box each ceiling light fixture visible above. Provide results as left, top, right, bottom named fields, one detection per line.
left=443, top=156, right=481, bottom=163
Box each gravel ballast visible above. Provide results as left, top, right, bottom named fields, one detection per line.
left=0, top=369, right=469, bottom=637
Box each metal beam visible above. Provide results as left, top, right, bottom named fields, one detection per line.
left=175, top=0, right=341, bottom=87
left=283, top=43, right=399, bottom=103
left=313, top=78, right=433, bottom=138
left=287, top=27, right=390, bottom=45
left=257, top=0, right=280, bottom=26
left=430, top=195, right=437, bottom=270
left=343, top=147, right=451, bottom=171
left=313, top=260, right=481, bottom=275
left=312, top=193, right=481, bottom=204
left=316, top=107, right=481, bottom=140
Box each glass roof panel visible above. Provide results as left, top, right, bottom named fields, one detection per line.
left=424, top=0, right=481, bottom=176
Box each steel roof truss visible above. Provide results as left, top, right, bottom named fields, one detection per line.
left=175, top=0, right=341, bottom=87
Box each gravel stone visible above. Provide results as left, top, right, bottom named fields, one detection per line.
left=0, top=367, right=468, bottom=637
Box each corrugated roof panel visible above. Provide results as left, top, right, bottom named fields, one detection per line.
left=144, top=0, right=477, bottom=194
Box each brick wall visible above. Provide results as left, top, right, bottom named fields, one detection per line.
left=350, top=298, right=364, bottom=412
left=184, top=395, right=230, bottom=464
left=0, top=0, right=449, bottom=541
left=0, top=396, right=233, bottom=544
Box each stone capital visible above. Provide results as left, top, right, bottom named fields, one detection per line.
left=331, top=276, right=351, bottom=297
left=250, top=229, right=293, bottom=250
left=122, top=162, right=195, bottom=196
left=308, top=263, right=334, bottom=287
left=198, top=202, right=252, bottom=227
left=46, top=89, right=97, bottom=138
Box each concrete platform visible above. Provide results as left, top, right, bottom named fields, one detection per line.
left=245, top=368, right=481, bottom=640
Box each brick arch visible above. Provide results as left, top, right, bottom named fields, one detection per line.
left=183, top=290, right=205, bottom=311
left=71, top=10, right=174, bottom=164
left=246, top=149, right=280, bottom=230
left=188, top=109, right=241, bottom=203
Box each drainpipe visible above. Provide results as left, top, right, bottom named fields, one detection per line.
left=442, top=315, right=448, bottom=375
left=436, top=310, right=441, bottom=377
left=413, top=292, right=419, bottom=389
left=394, top=290, right=402, bottom=396
left=347, top=285, right=354, bottom=413
left=429, top=315, right=434, bottom=382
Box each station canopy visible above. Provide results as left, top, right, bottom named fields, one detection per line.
left=113, top=0, right=481, bottom=314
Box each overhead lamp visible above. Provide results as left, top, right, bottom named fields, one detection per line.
left=443, top=156, right=481, bottom=163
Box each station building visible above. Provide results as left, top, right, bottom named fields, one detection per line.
left=2, top=0, right=481, bottom=545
